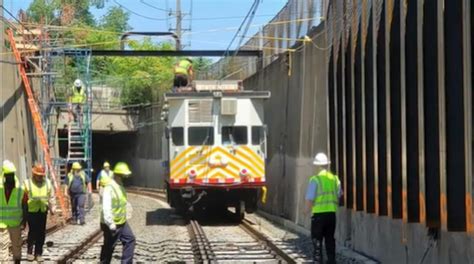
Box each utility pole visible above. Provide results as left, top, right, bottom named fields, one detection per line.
left=176, top=0, right=182, bottom=50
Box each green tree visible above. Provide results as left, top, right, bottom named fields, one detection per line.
left=192, top=57, right=213, bottom=74
left=26, top=0, right=59, bottom=24
left=26, top=0, right=104, bottom=25
left=100, top=6, right=130, bottom=32
left=108, top=39, right=175, bottom=105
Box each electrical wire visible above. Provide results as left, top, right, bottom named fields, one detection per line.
left=113, top=0, right=168, bottom=21
left=139, top=0, right=171, bottom=13
left=223, top=0, right=259, bottom=58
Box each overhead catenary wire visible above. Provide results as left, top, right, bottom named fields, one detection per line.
left=13, top=17, right=322, bottom=42
left=113, top=0, right=168, bottom=21
left=223, top=0, right=260, bottom=58
left=139, top=0, right=171, bottom=13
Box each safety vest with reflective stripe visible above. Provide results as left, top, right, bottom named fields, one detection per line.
left=310, top=170, right=340, bottom=214
left=105, top=181, right=127, bottom=225
left=100, top=170, right=113, bottom=181
left=26, top=179, right=51, bottom=213
left=67, top=172, right=87, bottom=193
left=0, top=177, right=24, bottom=228
left=174, top=60, right=191, bottom=75
left=71, top=86, right=86, bottom=104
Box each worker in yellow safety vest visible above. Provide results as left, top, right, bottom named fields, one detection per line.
left=66, top=162, right=92, bottom=225
left=69, top=79, right=86, bottom=124
left=305, top=153, right=342, bottom=264
left=24, top=163, right=56, bottom=262
left=96, top=161, right=114, bottom=192
left=100, top=162, right=136, bottom=263
left=173, top=58, right=194, bottom=91
left=0, top=160, right=27, bottom=264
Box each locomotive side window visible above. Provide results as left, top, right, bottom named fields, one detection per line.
left=188, top=127, right=214, bottom=146
left=252, top=126, right=265, bottom=145
left=222, top=126, right=248, bottom=145
left=171, top=127, right=184, bottom=146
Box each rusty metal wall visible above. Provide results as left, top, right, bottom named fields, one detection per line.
left=328, top=0, right=472, bottom=233
left=244, top=0, right=473, bottom=262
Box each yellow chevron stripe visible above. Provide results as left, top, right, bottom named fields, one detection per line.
left=171, top=151, right=212, bottom=179
left=236, top=147, right=264, bottom=173
left=240, top=146, right=265, bottom=168
left=171, top=146, right=265, bottom=179
left=170, top=146, right=196, bottom=170
left=171, top=146, right=213, bottom=171
left=213, top=146, right=264, bottom=176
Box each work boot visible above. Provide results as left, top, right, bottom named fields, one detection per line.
left=27, top=253, right=35, bottom=261
left=312, top=239, right=323, bottom=263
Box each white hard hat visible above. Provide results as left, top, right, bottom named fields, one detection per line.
left=313, top=152, right=330, bottom=165
left=74, top=79, right=82, bottom=87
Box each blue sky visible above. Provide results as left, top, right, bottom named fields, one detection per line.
left=6, top=0, right=288, bottom=50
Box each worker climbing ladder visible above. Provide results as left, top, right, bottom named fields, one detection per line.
left=60, top=49, right=93, bottom=177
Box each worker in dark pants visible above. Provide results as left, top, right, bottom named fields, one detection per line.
left=25, top=164, right=56, bottom=262
left=306, top=153, right=342, bottom=264
left=173, top=58, right=193, bottom=92
left=100, top=162, right=135, bottom=264
left=66, top=162, right=91, bottom=225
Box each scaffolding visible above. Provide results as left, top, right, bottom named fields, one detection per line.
left=7, top=21, right=93, bottom=217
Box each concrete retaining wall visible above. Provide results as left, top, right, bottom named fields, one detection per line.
left=0, top=17, right=37, bottom=181
left=129, top=105, right=167, bottom=189
left=243, top=25, right=329, bottom=229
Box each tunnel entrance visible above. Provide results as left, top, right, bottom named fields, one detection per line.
left=58, top=129, right=136, bottom=188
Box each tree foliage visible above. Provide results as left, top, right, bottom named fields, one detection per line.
left=26, top=0, right=101, bottom=25
left=25, top=0, right=209, bottom=105
left=108, top=39, right=175, bottom=105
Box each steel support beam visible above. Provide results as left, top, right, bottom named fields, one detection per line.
left=423, top=0, right=442, bottom=229
left=365, top=2, right=376, bottom=214
left=337, top=38, right=346, bottom=207
left=445, top=0, right=469, bottom=232
left=376, top=0, right=388, bottom=216
left=345, top=32, right=354, bottom=210
left=355, top=20, right=364, bottom=211
left=389, top=0, right=403, bottom=219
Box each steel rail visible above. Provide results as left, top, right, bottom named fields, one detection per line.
left=240, top=218, right=297, bottom=264
left=56, top=228, right=102, bottom=264
left=127, top=187, right=297, bottom=263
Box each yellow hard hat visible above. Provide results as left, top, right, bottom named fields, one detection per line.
left=72, top=162, right=82, bottom=170
left=2, top=160, right=16, bottom=174
left=113, top=162, right=132, bottom=177
left=103, top=162, right=110, bottom=168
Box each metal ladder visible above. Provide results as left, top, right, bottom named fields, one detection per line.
left=67, top=121, right=86, bottom=161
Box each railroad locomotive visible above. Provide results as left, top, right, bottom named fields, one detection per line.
left=162, top=81, right=270, bottom=219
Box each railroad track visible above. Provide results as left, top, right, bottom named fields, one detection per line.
left=56, top=228, right=102, bottom=264
left=187, top=217, right=297, bottom=263
left=49, top=188, right=298, bottom=263
left=127, top=187, right=298, bottom=263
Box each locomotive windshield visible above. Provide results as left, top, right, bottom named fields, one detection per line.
left=171, top=127, right=184, bottom=146
left=188, top=127, right=214, bottom=146
left=222, top=126, right=248, bottom=145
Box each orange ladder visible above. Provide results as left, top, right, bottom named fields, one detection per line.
left=7, top=28, right=68, bottom=220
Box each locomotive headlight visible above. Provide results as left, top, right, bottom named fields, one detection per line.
left=240, top=168, right=249, bottom=180
left=188, top=169, right=197, bottom=179
left=220, top=157, right=228, bottom=166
